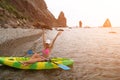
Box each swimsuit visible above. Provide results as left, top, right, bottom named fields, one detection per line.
left=42, top=48, right=50, bottom=55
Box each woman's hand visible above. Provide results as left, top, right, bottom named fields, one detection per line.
left=42, top=28, right=45, bottom=31
left=57, top=31, right=63, bottom=36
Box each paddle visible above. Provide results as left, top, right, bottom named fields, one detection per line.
left=27, top=50, right=34, bottom=55
left=47, top=59, right=70, bottom=70
left=26, top=50, right=70, bottom=70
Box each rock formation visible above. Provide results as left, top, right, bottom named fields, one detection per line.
left=103, top=18, right=112, bottom=27
left=0, top=0, right=58, bottom=28
left=57, top=11, right=67, bottom=27
left=79, top=21, right=82, bottom=28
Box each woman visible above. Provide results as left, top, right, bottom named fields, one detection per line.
left=21, top=29, right=63, bottom=66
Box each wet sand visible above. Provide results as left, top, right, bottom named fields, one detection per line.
left=0, top=28, right=120, bottom=80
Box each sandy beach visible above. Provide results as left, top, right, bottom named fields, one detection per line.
left=0, top=28, right=120, bottom=80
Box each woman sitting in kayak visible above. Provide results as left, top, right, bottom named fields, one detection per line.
left=21, top=29, right=63, bottom=66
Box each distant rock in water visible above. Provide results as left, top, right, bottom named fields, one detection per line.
left=57, top=11, right=67, bottom=27
left=79, top=21, right=82, bottom=28
left=0, top=0, right=58, bottom=28
left=103, top=18, right=112, bottom=27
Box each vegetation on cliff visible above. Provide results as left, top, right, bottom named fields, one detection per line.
left=0, top=0, right=58, bottom=28
left=0, top=0, right=26, bottom=19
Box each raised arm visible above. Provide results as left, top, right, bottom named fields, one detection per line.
left=50, top=31, right=63, bottom=49
left=42, top=29, right=46, bottom=47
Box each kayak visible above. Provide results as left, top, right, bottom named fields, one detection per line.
left=0, top=57, right=74, bottom=70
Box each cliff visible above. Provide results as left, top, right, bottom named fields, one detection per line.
left=0, top=0, right=58, bottom=29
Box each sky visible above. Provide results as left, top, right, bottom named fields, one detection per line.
left=45, top=0, right=120, bottom=27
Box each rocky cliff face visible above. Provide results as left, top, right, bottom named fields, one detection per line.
left=0, top=0, right=58, bottom=28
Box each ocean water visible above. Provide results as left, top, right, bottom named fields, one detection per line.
left=0, top=27, right=120, bottom=80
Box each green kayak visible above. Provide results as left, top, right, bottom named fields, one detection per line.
left=0, top=57, right=74, bottom=70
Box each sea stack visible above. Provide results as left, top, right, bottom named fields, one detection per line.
left=79, top=21, right=82, bottom=28
left=57, top=11, right=67, bottom=27
left=103, top=18, right=112, bottom=27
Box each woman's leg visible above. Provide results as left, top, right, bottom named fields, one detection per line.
left=22, top=56, right=46, bottom=66
left=22, top=58, right=39, bottom=66
left=30, top=53, right=40, bottom=59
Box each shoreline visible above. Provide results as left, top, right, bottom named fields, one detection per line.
left=0, top=28, right=42, bottom=56
left=0, top=28, right=42, bottom=44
